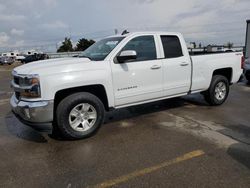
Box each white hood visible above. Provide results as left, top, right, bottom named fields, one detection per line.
left=13, top=57, right=104, bottom=76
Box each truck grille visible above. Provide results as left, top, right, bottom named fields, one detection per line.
left=14, top=76, right=27, bottom=86
left=15, top=92, right=21, bottom=100
left=14, top=76, right=20, bottom=85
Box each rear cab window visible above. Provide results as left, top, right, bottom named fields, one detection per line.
left=160, top=35, right=183, bottom=58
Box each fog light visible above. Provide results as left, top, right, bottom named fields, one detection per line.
left=24, top=108, right=31, bottom=119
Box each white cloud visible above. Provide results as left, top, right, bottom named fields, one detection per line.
left=43, top=0, right=57, bottom=6
left=0, top=0, right=249, bottom=51
left=11, top=28, right=24, bottom=36
left=6, top=0, right=58, bottom=8
left=0, top=32, right=10, bottom=47
left=13, top=40, right=25, bottom=47
left=168, top=0, right=249, bottom=44
left=41, top=21, right=68, bottom=29
left=0, top=4, right=5, bottom=11
left=0, top=14, right=26, bottom=22
left=34, top=13, right=42, bottom=19
left=133, top=0, right=157, bottom=3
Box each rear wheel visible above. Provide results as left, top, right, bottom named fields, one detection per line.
left=203, top=75, right=229, bottom=106
left=55, top=92, right=105, bottom=139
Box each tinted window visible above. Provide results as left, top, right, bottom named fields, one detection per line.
left=161, top=36, right=183, bottom=58
left=122, top=36, right=156, bottom=62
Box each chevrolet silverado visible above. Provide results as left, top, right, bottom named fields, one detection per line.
left=10, top=32, right=244, bottom=139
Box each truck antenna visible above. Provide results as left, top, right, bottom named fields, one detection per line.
left=121, top=30, right=129, bottom=35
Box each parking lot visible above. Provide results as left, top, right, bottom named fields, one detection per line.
left=1, top=63, right=250, bottom=188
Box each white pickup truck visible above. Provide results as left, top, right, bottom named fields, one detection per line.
left=10, top=32, right=244, bottom=139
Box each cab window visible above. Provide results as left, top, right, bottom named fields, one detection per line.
left=121, top=35, right=157, bottom=62
left=161, top=35, right=183, bottom=58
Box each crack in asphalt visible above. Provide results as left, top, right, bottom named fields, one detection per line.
left=158, top=112, right=249, bottom=149
left=181, top=115, right=250, bottom=146
left=221, top=132, right=250, bottom=146
left=165, top=112, right=250, bottom=147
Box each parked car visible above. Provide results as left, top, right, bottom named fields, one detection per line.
left=22, top=53, right=49, bottom=64
left=10, top=32, right=243, bottom=139
left=0, top=56, right=15, bottom=65
left=16, top=54, right=26, bottom=62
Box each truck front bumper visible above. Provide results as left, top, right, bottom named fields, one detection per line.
left=10, top=95, right=54, bottom=124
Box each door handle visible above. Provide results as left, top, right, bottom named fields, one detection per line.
left=180, top=62, right=189, bottom=66
left=151, top=65, right=161, bottom=70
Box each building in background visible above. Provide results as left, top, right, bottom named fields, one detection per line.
left=206, top=45, right=236, bottom=52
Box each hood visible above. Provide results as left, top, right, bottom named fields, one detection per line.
left=13, top=57, right=103, bottom=76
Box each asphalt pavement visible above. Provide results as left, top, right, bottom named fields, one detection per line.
left=0, top=63, right=250, bottom=188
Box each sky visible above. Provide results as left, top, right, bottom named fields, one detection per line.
left=0, top=0, right=249, bottom=52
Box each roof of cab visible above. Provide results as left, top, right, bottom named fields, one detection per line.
left=107, top=31, right=182, bottom=38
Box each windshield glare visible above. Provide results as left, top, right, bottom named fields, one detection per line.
left=80, top=37, right=125, bottom=61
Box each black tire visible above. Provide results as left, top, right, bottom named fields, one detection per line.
left=203, top=75, right=229, bottom=106
left=246, top=76, right=250, bottom=84
left=55, top=92, right=105, bottom=139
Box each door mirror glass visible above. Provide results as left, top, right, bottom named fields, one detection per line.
left=117, top=50, right=137, bottom=63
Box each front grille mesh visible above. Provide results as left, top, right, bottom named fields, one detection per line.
left=14, top=76, right=19, bottom=85
left=15, top=92, right=20, bottom=100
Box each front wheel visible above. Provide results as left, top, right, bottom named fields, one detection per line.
left=246, top=75, right=250, bottom=84
left=56, top=92, right=105, bottom=139
left=203, top=75, right=229, bottom=106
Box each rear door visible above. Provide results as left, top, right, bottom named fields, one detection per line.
left=160, top=35, right=191, bottom=96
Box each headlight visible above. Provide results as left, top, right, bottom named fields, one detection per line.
left=20, top=85, right=41, bottom=99
left=12, top=73, right=41, bottom=99
left=17, top=74, right=39, bottom=87
left=20, top=75, right=41, bottom=99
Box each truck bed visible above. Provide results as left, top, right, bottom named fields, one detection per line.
left=189, top=51, right=239, bottom=56
left=190, top=52, right=243, bottom=92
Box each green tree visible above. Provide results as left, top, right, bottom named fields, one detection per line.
left=57, top=37, right=73, bottom=52
left=190, top=42, right=196, bottom=48
left=75, top=38, right=95, bottom=51
left=226, top=42, right=234, bottom=49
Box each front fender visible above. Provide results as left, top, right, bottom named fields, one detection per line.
left=40, top=69, right=115, bottom=107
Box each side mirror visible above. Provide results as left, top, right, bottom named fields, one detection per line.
left=117, top=50, right=137, bottom=63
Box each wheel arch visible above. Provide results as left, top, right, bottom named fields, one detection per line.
left=212, top=67, right=233, bottom=84
left=54, top=84, right=109, bottom=118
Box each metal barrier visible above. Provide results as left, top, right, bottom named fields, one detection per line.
left=47, top=51, right=84, bottom=59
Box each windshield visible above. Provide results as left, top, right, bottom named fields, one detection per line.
left=79, top=37, right=125, bottom=61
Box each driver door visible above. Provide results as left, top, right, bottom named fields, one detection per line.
left=111, top=35, right=163, bottom=106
